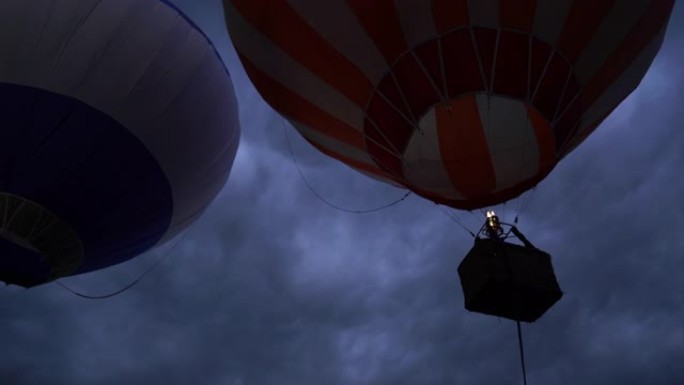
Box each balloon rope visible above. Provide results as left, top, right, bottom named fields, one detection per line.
left=514, top=186, right=538, bottom=224
left=55, top=223, right=195, bottom=299
left=435, top=205, right=476, bottom=238
left=517, top=320, right=529, bottom=385
left=282, top=119, right=411, bottom=214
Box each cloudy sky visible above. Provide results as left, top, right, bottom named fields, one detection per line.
left=2, top=1, right=684, bottom=384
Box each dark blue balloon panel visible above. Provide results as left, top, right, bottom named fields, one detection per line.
left=0, top=82, right=174, bottom=281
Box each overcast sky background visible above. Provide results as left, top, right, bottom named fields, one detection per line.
left=2, top=1, right=684, bottom=384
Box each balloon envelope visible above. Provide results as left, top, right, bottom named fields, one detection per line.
left=0, top=0, right=240, bottom=287
left=223, top=0, right=673, bottom=209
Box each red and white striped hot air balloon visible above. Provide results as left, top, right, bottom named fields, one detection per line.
left=222, top=0, right=674, bottom=210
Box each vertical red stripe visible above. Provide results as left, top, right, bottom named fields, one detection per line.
left=436, top=96, right=496, bottom=199
left=230, top=0, right=373, bottom=107
left=556, top=78, right=580, bottom=121
left=365, top=94, right=414, bottom=153
left=364, top=119, right=405, bottom=180
left=529, top=38, right=553, bottom=98
left=346, top=0, right=408, bottom=64
left=555, top=0, right=617, bottom=63
left=442, top=30, right=485, bottom=95
left=499, top=0, right=536, bottom=33
left=533, top=53, right=572, bottom=121
left=493, top=31, right=529, bottom=99
left=392, top=55, right=442, bottom=119
left=238, top=52, right=366, bottom=151
left=527, top=107, right=557, bottom=172
left=376, top=76, right=411, bottom=119
left=432, top=0, right=469, bottom=34
left=552, top=98, right=583, bottom=151
left=473, top=28, right=498, bottom=91
left=558, top=106, right=615, bottom=157
left=415, top=40, right=446, bottom=97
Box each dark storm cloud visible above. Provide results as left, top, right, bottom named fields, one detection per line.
left=2, top=1, right=684, bottom=384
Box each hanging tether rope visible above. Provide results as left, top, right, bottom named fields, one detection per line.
left=281, top=118, right=411, bottom=214
left=517, top=320, right=529, bottom=385
left=481, top=213, right=531, bottom=385
left=513, top=186, right=539, bottom=224
left=436, top=205, right=476, bottom=238
left=55, top=223, right=195, bottom=299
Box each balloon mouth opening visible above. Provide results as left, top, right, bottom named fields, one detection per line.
left=399, top=94, right=554, bottom=210
left=0, top=193, right=84, bottom=287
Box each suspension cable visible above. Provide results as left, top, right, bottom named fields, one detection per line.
left=514, top=186, right=538, bottom=224
left=55, top=223, right=195, bottom=299
left=517, top=321, right=529, bottom=385
left=436, top=205, right=476, bottom=238
left=282, top=119, right=411, bottom=214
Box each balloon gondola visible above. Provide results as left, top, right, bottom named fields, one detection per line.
left=222, top=0, right=674, bottom=322
left=459, top=211, right=563, bottom=323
